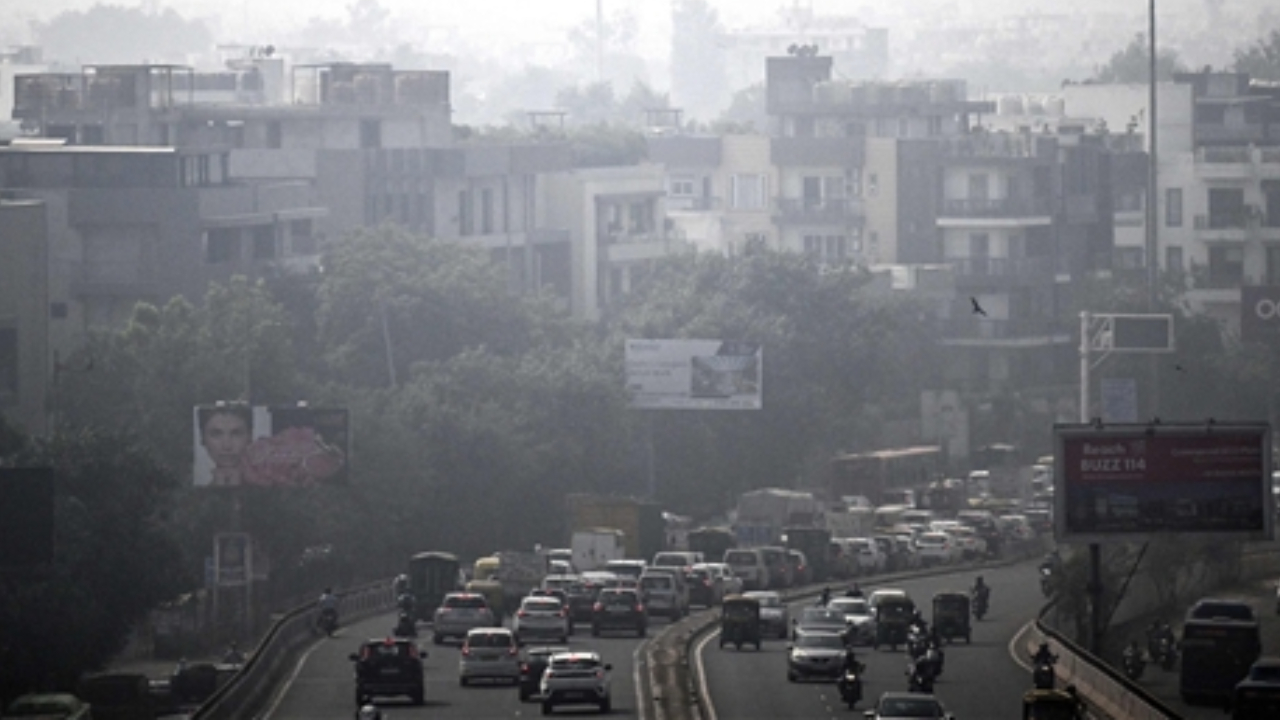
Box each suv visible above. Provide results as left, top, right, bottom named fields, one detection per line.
left=539, top=651, right=613, bottom=715
left=517, top=644, right=569, bottom=702
left=1187, top=598, right=1256, bottom=622
left=652, top=550, right=703, bottom=572
left=591, top=587, right=647, bottom=637
left=349, top=637, right=426, bottom=706
left=639, top=569, right=687, bottom=619
left=603, top=559, right=647, bottom=580
left=459, top=628, right=520, bottom=686
left=724, top=548, right=768, bottom=591
left=512, top=595, right=571, bottom=644
left=432, top=592, right=496, bottom=644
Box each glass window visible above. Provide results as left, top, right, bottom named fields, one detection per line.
left=1165, top=245, right=1183, bottom=272
left=1165, top=188, right=1182, bottom=227
left=251, top=225, right=275, bottom=260
left=670, top=176, right=695, bottom=196
left=731, top=174, right=767, bottom=210
left=206, top=228, right=238, bottom=263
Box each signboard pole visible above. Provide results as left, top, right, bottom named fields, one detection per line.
left=1078, top=311, right=1103, bottom=654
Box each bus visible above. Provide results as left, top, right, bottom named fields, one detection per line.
left=1179, top=617, right=1261, bottom=704
left=828, top=446, right=942, bottom=507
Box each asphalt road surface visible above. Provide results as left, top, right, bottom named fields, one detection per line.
left=698, top=561, right=1044, bottom=719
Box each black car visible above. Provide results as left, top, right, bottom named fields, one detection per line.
left=517, top=645, right=570, bottom=701
left=591, top=588, right=647, bottom=637
left=349, top=637, right=426, bottom=706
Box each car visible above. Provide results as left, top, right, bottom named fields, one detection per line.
left=914, top=532, right=957, bottom=567
left=686, top=565, right=724, bottom=608
left=349, top=637, right=426, bottom=705
left=1275, top=580, right=1280, bottom=615
left=651, top=550, right=703, bottom=572
left=845, top=538, right=887, bottom=574
left=723, top=548, right=769, bottom=590
left=701, top=561, right=745, bottom=596
left=864, top=691, right=954, bottom=719
left=787, top=550, right=811, bottom=586
left=579, top=570, right=621, bottom=602
left=591, top=587, right=648, bottom=637
left=516, top=645, right=570, bottom=702
left=602, top=559, right=647, bottom=580
left=2, top=693, right=92, bottom=720
left=827, top=596, right=877, bottom=645
left=793, top=606, right=850, bottom=641
left=458, top=627, right=520, bottom=686
left=786, top=630, right=847, bottom=682
left=432, top=592, right=496, bottom=644
left=513, top=595, right=571, bottom=644
left=539, top=650, right=613, bottom=715
left=529, top=587, right=577, bottom=632
left=744, top=590, right=790, bottom=639
left=542, top=575, right=595, bottom=622
left=1232, top=657, right=1280, bottom=717
left=759, top=546, right=793, bottom=588
left=867, top=588, right=912, bottom=615
left=639, top=569, right=687, bottom=619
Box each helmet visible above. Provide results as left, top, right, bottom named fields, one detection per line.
left=357, top=705, right=382, bottom=720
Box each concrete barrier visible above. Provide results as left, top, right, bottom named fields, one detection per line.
left=192, top=580, right=395, bottom=720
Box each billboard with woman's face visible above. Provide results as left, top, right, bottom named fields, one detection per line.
left=193, top=405, right=348, bottom=487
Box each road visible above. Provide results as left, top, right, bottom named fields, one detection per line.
left=265, top=610, right=663, bottom=719
left=698, top=561, right=1044, bottom=719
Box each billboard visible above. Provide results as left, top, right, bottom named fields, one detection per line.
left=194, top=404, right=349, bottom=487
left=1240, top=286, right=1280, bottom=345
left=625, top=339, right=762, bottom=410
left=1053, top=423, right=1273, bottom=543
left=0, top=468, right=54, bottom=569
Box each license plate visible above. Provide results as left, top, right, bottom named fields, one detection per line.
left=608, top=605, right=630, bottom=613
left=380, top=668, right=401, bottom=675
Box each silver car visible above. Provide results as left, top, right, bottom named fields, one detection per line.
left=827, top=596, right=876, bottom=645
left=433, top=592, right=496, bottom=644
left=458, top=627, right=520, bottom=686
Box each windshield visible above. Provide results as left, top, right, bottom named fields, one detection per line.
left=830, top=599, right=869, bottom=616
left=747, top=593, right=780, bottom=608
left=800, top=609, right=844, bottom=625
left=795, top=633, right=845, bottom=649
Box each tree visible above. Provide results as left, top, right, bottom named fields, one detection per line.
left=1093, top=33, right=1187, bottom=83
left=0, top=427, right=186, bottom=702
left=1234, top=29, right=1280, bottom=80
left=715, top=83, right=767, bottom=133
left=32, top=5, right=212, bottom=66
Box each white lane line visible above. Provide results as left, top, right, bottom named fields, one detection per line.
left=634, top=636, right=650, bottom=720
left=693, top=627, right=719, bottom=720
left=1009, top=620, right=1036, bottom=672
left=260, top=636, right=329, bottom=720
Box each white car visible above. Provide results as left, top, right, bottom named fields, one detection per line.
left=539, top=651, right=613, bottom=714
left=458, top=627, right=520, bottom=686
left=846, top=537, right=887, bottom=573
left=512, top=595, right=570, bottom=644
left=914, top=532, right=956, bottom=566
left=826, top=595, right=876, bottom=645
left=701, top=562, right=745, bottom=596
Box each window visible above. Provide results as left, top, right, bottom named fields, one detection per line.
left=928, top=116, right=942, bottom=136
left=669, top=176, right=695, bottom=197
left=1165, top=188, right=1182, bottom=227
left=251, top=225, right=276, bottom=260
left=206, top=228, right=239, bottom=263
left=1208, top=246, right=1244, bottom=284
left=731, top=174, right=768, bottom=210
left=1165, top=246, right=1183, bottom=272
left=1267, top=246, right=1280, bottom=285
left=0, top=328, right=16, bottom=399
left=458, top=190, right=472, bottom=235
left=360, top=119, right=382, bottom=149
left=968, top=174, right=989, bottom=201
left=867, top=173, right=879, bottom=197
left=1117, top=247, right=1144, bottom=269
left=480, top=188, right=494, bottom=234
left=266, top=121, right=282, bottom=149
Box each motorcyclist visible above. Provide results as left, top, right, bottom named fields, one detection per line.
left=1031, top=641, right=1057, bottom=689
left=397, top=590, right=416, bottom=616
left=820, top=586, right=832, bottom=606
left=393, top=573, right=409, bottom=596
left=317, top=587, right=340, bottom=629
left=845, top=582, right=864, bottom=598
left=1039, top=549, right=1063, bottom=574
left=1031, top=641, right=1057, bottom=666
left=971, top=576, right=991, bottom=606
left=842, top=646, right=863, bottom=675
left=222, top=642, right=245, bottom=665
left=356, top=704, right=384, bottom=720
left=1146, top=620, right=1175, bottom=658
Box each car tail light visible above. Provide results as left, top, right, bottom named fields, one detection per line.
left=409, top=644, right=420, bottom=658
left=461, top=646, right=471, bottom=657
left=558, top=608, right=567, bottom=618
left=593, top=602, right=603, bottom=612
left=517, top=610, right=528, bottom=618
left=507, top=646, right=518, bottom=657
left=520, top=662, right=530, bottom=672
left=635, top=604, right=644, bottom=613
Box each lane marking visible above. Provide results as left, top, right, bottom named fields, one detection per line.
left=261, top=634, right=330, bottom=719
left=692, top=628, right=719, bottom=720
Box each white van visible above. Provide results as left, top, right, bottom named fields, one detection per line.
left=723, top=548, right=768, bottom=591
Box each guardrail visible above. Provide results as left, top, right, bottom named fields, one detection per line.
left=192, top=580, right=395, bottom=720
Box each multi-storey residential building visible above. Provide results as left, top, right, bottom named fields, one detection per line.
left=1064, top=71, right=1280, bottom=331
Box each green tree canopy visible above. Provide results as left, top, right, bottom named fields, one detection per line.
left=1092, top=33, right=1187, bottom=83
left=0, top=427, right=186, bottom=702
left=1234, top=29, right=1280, bottom=80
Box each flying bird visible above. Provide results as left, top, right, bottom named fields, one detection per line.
left=970, top=297, right=987, bottom=316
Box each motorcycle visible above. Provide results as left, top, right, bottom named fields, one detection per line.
left=907, top=656, right=936, bottom=693
left=1147, top=632, right=1177, bottom=672
left=838, top=666, right=864, bottom=709
left=1032, top=660, right=1056, bottom=690
left=393, top=611, right=417, bottom=638
left=1122, top=646, right=1145, bottom=681
left=1039, top=567, right=1054, bottom=597
left=315, top=607, right=338, bottom=637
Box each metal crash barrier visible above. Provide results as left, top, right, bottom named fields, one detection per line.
left=192, top=581, right=395, bottom=720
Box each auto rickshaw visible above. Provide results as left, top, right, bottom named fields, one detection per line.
left=873, top=596, right=916, bottom=651
left=1021, top=688, right=1084, bottom=720
left=932, top=591, right=972, bottom=644
left=719, top=594, right=762, bottom=650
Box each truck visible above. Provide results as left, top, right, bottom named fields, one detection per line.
left=687, top=526, right=737, bottom=563
left=570, top=528, right=625, bottom=572
left=464, top=550, right=546, bottom=619
left=565, top=494, right=665, bottom=561
left=733, top=488, right=822, bottom=547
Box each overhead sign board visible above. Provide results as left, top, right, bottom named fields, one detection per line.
left=1240, top=286, right=1280, bottom=345
left=1091, top=314, right=1174, bottom=352
left=1053, top=423, right=1273, bottom=543
left=625, top=339, right=762, bottom=410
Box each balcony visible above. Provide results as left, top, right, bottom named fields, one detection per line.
left=774, top=196, right=865, bottom=224
left=770, top=136, right=863, bottom=166
left=601, top=233, right=691, bottom=263
left=947, top=256, right=1058, bottom=287
left=667, top=196, right=720, bottom=212
left=938, top=197, right=1053, bottom=228
left=1195, top=146, right=1280, bottom=180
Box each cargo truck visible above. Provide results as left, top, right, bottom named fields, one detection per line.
left=464, top=549, right=546, bottom=619
left=565, top=494, right=665, bottom=561
left=570, top=528, right=626, bottom=572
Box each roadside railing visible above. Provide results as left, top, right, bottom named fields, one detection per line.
left=192, top=580, right=395, bottom=720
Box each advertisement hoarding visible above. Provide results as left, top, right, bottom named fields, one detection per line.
left=214, top=532, right=252, bottom=587
left=625, top=339, right=762, bottom=410
left=1240, top=286, right=1280, bottom=345
left=193, top=404, right=349, bottom=487
left=1053, top=423, right=1273, bottom=543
